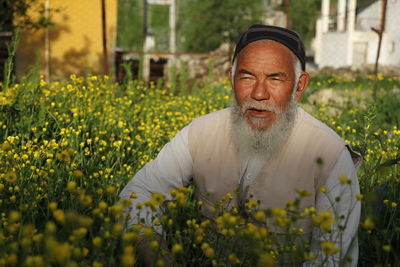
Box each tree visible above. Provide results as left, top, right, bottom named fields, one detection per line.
left=117, top=0, right=169, bottom=52
left=287, top=0, right=321, bottom=48
left=0, top=0, right=54, bottom=32
left=177, top=0, right=264, bottom=53
left=117, top=0, right=144, bottom=51
left=0, top=0, right=54, bottom=82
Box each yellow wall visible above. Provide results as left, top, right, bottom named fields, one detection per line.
left=16, top=0, right=117, bottom=79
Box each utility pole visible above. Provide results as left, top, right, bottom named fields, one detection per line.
left=101, top=0, right=109, bottom=75
left=142, top=0, right=150, bottom=82
left=44, top=0, right=51, bottom=82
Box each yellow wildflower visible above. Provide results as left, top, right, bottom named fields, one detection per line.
left=321, top=241, right=339, bottom=255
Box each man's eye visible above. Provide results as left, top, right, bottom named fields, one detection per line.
left=270, top=77, right=284, bottom=82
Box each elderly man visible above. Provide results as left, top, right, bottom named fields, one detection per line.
left=120, top=24, right=361, bottom=266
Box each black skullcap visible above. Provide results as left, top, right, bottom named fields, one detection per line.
left=232, top=24, right=306, bottom=71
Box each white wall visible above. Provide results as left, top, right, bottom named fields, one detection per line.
left=319, top=32, right=349, bottom=68
left=315, top=0, right=400, bottom=68
left=382, top=0, right=400, bottom=66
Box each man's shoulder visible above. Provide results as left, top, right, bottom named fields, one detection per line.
left=191, top=108, right=232, bottom=125
left=298, top=107, right=344, bottom=143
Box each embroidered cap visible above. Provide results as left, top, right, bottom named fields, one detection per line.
left=232, top=24, right=306, bottom=71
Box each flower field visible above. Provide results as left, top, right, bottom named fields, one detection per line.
left=0, top=72, right=399, bottom=266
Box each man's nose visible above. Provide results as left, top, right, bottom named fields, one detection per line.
left=250, top=80, right=270, bottom=101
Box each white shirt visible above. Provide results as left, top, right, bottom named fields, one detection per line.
left=120, top=124, right=361, bottom=267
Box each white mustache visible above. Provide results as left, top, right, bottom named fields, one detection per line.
left=240, top=102, right=280, bottom=114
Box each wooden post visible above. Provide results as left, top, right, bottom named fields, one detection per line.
left=142, top=0, right=150, bottom=82
left=284, top=0, right=290, bottom=28
left=101, top=0, right=109, bottom=75
left=372, top=0, right=388, bottom=96
left=44, top=0, right=51, bottom=82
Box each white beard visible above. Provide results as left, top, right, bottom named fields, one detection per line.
left=230, top=95, right=298, bottom=164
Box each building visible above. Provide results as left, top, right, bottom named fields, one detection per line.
left=16, top=0, right=117, bottom=80
left=314, top=0, right=400, bottom=69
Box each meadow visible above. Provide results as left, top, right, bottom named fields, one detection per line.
left=0, top=69, right=399, bottom=266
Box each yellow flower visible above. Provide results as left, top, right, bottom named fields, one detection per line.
left=339, top=173, right=351, bottom=184
left=304, top=252, right=316, bottom=261
left=228, top=253, right=241, bottom=264
left=56, top=151, right=71, bottom=162
left=53, top=209, right=65, bottom=224
left=382, top=245, right=392, bottom=252
left=92, top=236, right=102, bottom=247
left=254, top=210, right=266, bottom=221
left=149, top=240, right=159, bottom=250
left=172, top=244, right=183, bottom=255
left=321, top=241, right=339, bottom=255
left=50, top=241, right=71, bottom=263
left=4, top=171, right=18, bottom=183
left=361, top=218, right=374, bottom=229
left=25, top=255, right=44, bottom=266
left=120, top=254, right=136, bottom=267
left=106, top=186, right=116, bottom=195
left=66, top=181, right=77, bottom=192
left=9, top=211, right=21, bottom=222
left=120, top=246, right=136, bottom=267
left=98, top=201, right=108, bottom=210
left=312, top=210, right=334, bottom=232
left=295, top=188, right=311, bottom=198
left=143, top=227, right=153, bottom=238
left=258, top=253, right=275, bottom=267
left=151, top=192, right=166, bottom=205
left=113, top=223, right=124, bottom=234
left=73, top=170, right=83, bottom=178
left=272, top=208, right=288, bottom=228
left=122, top=232, right=138, bottom=243
left=79, top=194, right=93, bottom=207
left=6, top=254, right=18, bottom=266
left=204, top=247, right=214, bottom=258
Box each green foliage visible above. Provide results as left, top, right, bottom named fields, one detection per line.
left=1, top=29, right=19, bottom=90
left=0, top=0, right=55, bottom=32
left=177, top=0, right=264, bottom=53
left=117, top=0, right=144, bottom=51
left=117, top=0, right=169, bottom=52
left=288, top=0, right=321, bottom=46
left=149, top=4, right=169, bottom=52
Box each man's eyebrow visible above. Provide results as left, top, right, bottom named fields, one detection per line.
left=237, top=69, right=255, bottom=76
left=267, top=72, right=288, bottom=78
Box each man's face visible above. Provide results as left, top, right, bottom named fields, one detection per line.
left=232, top=40, right=306, bottom=131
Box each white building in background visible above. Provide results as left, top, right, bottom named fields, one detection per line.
left=314, top=0, right=400, bottom=68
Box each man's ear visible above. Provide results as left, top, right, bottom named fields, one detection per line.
left=229, top=67, right=233, bottom=85
left=294, top=72, right=310, bottom=100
